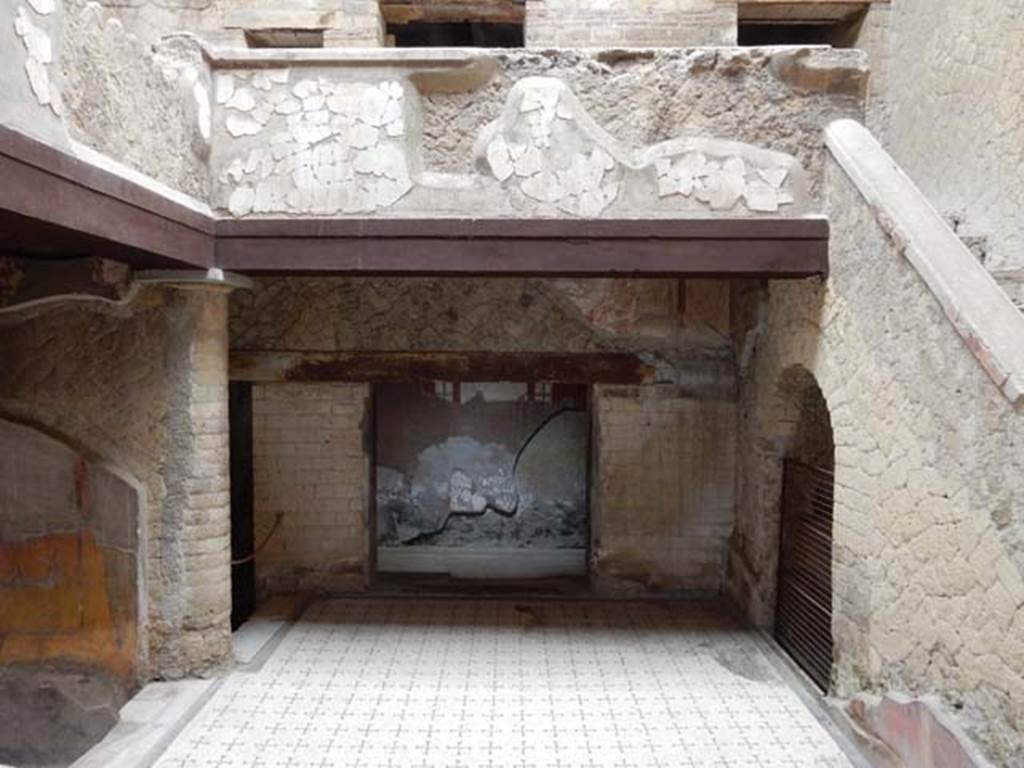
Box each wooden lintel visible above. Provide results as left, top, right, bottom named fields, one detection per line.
left=739, top=0, right=888, bottom=24
left=0, top=126, right=213, bottom=269
left=380, top=0, right=524, bottom=25
left=231, top=351, right=655, bottom=384
left=215, top=234, right=828, bottom=277
left=1, top=124, right=828, bottom=278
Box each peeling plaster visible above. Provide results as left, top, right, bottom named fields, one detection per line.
left=13, top=3, right=61, bottom=116
left=218, top=73, right=413, bottom=216
left=479, top=78, right=804, bottom=217
left=214, top=73, right=809, bottom=220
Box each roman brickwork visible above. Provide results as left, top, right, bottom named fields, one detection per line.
left=252, top=383, right=371, bottom=594
left=0, top=285, right=234, bottom=681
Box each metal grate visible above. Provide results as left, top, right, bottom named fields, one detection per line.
left=774, top=459, right=834, bottom=691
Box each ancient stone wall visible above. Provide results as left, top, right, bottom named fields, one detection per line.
left=0, top=419, right=140, bottom=679
left=729, top=155, right=1024, bottom=764
left=60, top=0, right=213, bottom=200
left=252, top=382, right=370, bottom=594
left=0, top=286, right=233, bottom=680
left=525, top=0, right=737, bottom=47
left=233, top=276, right=740, bottom=594
left=859, top=0, right=1024, bottom=299
left=231, top=277, right=736, bottom=388
left=593, top=385, right=736, bottom=594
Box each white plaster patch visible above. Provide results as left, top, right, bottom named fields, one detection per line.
left=483, top=79, right=622, bottom=217
left=225, top=113, right=263, bottom=137
left=26, top=0, right=55, bottom=14
left=656, top=151, right=792, bottom=213
left=215, top=74, right=235, bottom=105
left=225, top=87, right=256, bottom=112
left=218, top=77, right=412, bottom=216
left=13, top=5, right=59, bottom=114
left=487, top=136, right=515, bottom=182
left=228, top=186, right=255, bottom=217
left=193, top=82, right=211, bottom=142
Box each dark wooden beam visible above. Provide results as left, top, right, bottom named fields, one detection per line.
left=0, top=256, right=131, bottom=309
left=380, top=0, right=524, bottom=24
left=215, top=218, right=829, bottom=277
left=231, top=350, right=655, bottom=384
left=0, top=126, right=213, bottom=269
left=1, top=124, right=828, bottom=278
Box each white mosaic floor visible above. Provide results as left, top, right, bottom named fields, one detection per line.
left=153, top=600, right=852, bottom=768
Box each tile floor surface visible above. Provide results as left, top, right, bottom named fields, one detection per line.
left=153, top=599, right=852, bottom=768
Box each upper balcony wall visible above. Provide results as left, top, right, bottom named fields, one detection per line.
left=4, top=2, right=868, bottom=220
left=208, top=46, right=866, bottom=219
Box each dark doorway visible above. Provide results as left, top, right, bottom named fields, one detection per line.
left=774, top=369, right=835, bottom=691
left=229, top=381, right=255, bottom=630
left=387, top=20, right=524, bottom=47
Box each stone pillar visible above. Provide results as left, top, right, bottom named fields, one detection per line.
left=150, top=281, right=233, bottom=678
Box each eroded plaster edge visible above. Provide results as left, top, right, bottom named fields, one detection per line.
left=825, top=119, right=1024, bottom=407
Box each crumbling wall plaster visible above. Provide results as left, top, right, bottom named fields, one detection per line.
left=252, top=383, right=370, bottom=594
left=860, top=1, right=1024, bottom=279
left=0, top=286, right=233, bottom=680
left=210, top=48, right=865, bottom=218
left=59, top=0, right=212, bottom=199
left=417, top=48, right=866, bottom=203
left=729, top=156, right=1024, bottom=764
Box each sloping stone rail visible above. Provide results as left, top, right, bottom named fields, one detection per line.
left=826, top=119, right=1024, bottom=405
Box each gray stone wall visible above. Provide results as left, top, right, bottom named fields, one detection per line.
left=0, top=286, right=233, bottom=680
left=729, top=155, right=1024, bottom=764
left=859, top=1, right=1024, bottom=288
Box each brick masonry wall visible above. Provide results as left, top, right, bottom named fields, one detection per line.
left=234, top=279, right=739, bottom=596
left=252, top=383, right=370, bottom=594
left=593, top=385, right=737, bottom=594
left=525, top=0, right=737, bottom=47
left=729, top=156, right=1024, bottom=764
left=0, top=285, right=233, bottom=680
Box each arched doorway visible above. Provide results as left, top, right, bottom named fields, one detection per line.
left=773, top=367, right=835, bottom=691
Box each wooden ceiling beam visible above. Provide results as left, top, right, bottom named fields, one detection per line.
left=380, top=0, right=525, bottom=25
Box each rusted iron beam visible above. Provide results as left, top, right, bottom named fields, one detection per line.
left=230, top=350, right=655, bottom=384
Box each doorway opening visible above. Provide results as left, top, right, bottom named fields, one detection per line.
left=773, top=367, right=835, bottom=691
left=372, top=380, right=590, bottom=586
left=229, top=381, right=255, bottom=630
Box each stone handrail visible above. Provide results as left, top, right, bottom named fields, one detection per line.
left=825, top=119, right=1024, bottom=406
